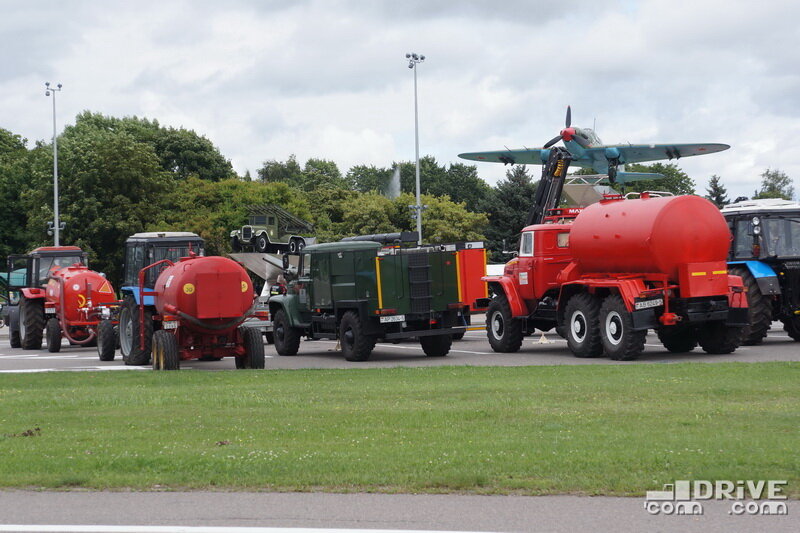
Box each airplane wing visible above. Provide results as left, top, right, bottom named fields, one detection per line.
left=458, top=149, right=545, bottom=166
left=600, top=143, right=730, bottom=165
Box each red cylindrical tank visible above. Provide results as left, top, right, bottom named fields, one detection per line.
left=568, top=195, right=730, bottom=281
left=45, top=265, right=116, bottom=323
left=153, top=255, right=254, bottom=332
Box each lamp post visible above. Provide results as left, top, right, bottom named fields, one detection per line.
left=406, top=52, right=425, bottom=245
left=45, top=81, right=63, bottom=246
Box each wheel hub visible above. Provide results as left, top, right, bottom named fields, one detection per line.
left=605, top=311, right=623, bottom=345
left=490, top=311, right=504, bottom=339
left=571, top=310, right=587, bottom=343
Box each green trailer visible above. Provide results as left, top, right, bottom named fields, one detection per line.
left=268, top=240, right=466, bottom=361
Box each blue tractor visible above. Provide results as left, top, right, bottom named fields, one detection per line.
left=722, top=199, right=800, bottom=344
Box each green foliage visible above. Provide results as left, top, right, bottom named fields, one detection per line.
left=479, top=165, right=537, bottom=261
left=704, top=175, right=730, bottom=208
left=0, top=128, right=32, bottom=260
left=256, top=154, right=303, bottom=185
left=753, top=168, right=795, bottom=200
left=348, top=164, right=394, bottom=194
left=623, top=163, right=695, bottom=195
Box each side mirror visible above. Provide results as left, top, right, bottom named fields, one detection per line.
left=282, top=254, right=290, bottom=270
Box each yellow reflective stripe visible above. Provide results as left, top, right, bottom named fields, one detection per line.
left=375, top=257, right=383, bottom=310
left=713, top=270, right=728, bottom=275
left=455, top=252, right=463, bottom=302
left=691, top=272, right=707, bottom=276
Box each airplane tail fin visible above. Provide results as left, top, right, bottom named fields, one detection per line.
left=615, top=171, right=665, bottom=184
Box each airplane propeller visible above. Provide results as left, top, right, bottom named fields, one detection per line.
left=543, top=106, right=591, bottom=149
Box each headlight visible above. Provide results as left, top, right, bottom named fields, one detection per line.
left=752, top=216, right=760, bottom=226
left=754, top=225, right=762, bottom=235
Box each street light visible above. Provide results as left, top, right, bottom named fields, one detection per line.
left=45, top=81, right=64, bottom=246
left=405, top=52, right=425, bottom=245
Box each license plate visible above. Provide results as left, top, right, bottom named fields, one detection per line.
left=635, top=298, right=663, bottom=310
left=163, top=321, right=178, bottom=330
left=379, top=314, right=405, bottom=323
left=45, top=308, right=56, bottom=314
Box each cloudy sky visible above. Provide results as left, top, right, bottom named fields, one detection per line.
left=3, top=0, right=799, bottom=199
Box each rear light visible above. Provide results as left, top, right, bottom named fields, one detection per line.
left=162, top=314, right=178, bottom=322
left=254, top=310, right=270, bottom=318
left=448, top=302, right=464, bottom=309
left=429, top=319, right=438, bottom=325
left=378, top=309, right=397, bottom=316
left=752, top=243, right=761, bottom=257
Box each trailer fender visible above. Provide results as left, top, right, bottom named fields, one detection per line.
left=483, top=276, right=527, bottom=317
left=727, top=274, right=748, bottom=309
left=20, top=288, right=46, bottom=300
left=728, top=261, right=781, bottom=295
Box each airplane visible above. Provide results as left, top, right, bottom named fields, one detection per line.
left=458, top=106, right=730, bottom=184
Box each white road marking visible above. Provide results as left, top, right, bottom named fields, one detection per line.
left=0, top=526, right=481, bottom=533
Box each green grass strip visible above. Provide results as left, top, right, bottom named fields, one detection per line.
left=0, top=362, right=797, bottom=495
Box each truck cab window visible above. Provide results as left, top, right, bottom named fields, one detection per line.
left=520, top=232, right=534, bottom=257
left=301, top=254, right=312, bottom=277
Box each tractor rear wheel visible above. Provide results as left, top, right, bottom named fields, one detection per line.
left=238, top=327, right=266, bottom=369
left=782, top=316, right=800, bottom=341
left=273, top=309, right=301, bottom=355
left=97, top=319, right=116, bottom=361
left=9, top=319, right=21, bottom=348
left=20, top=297, right=45, bottom=350
left=564, top=292, right=603, bottom=358
left=152, top=330, right=180, bottom=370
left=339, top=311, right=376, bottom=361
left=46, top=318, right=62, bottom=353
left=119, top=296, right=153, bottom=365
left=420, top=334, right=452, bottom=357
left=657, top=324, right=697, bottom=353
left=599, top=295, right=646, bottom=360
left=729, top=266, right=772, bottom=345
left=697, top=321, right=743, bottom=354
left=486, top=294, right=524, bottom=353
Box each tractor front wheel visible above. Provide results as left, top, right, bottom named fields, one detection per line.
left=119, top=296, right=153, bottom=365
left=420, top=334, right=452, bottom=357
left=152, top=330, right=180, bottom=370
left=19, top=297, right=45, bottom=350
left=45, top=318, right=62, bottom=353
left=339, top=311, right=376, bottom=362
left=237, top=327, right=266, bottom=369
left=782, top=316, right=800, bottom=342
left=486, top=294, right=524, bottom=353
left=97, top=319, right=116, bottom=361
left=273, top=309, right=301, bottom=355
left=599, top=295, right=646, bottom=360
left=564, top=292, right=603, bottom=358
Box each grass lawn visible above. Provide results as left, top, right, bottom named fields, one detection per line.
left=0, top=362, right=797, bottom=495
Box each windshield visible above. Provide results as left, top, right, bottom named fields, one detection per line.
left=734, top=215, right=800, bottom=259
left=39, top=255, right=84, bottom=281
left=145, top=243, right=204, bottom=286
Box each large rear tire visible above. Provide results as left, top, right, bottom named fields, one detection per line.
left=486, top=294, right=524, bottom=353
left=152, top=330, right=180, bottom=370
left=657, top=324, right=697, bottom=353
left=782, top=316, right=800, bottom=342
left=564, top=292, right=603, bottom=358
left=20, top=297, right=45, bottom=350
left=729, top=266, right=772, bottom=345
left=45, top=318, right=62, bottom=353
left=273, top=309, right=301, bottom=356
left=697, top=321, right=743, bottom=354
left=599, top=294, right=646, bottom=360
left=119, top=296, right=153, bottom=365
left=238, top=327, right=266, bottom=369
left=339, top=310, right=376, bottom=362
left=97, top=319, right=116, bottom=361
left=420, top=334, right=452, bottom=357
left=9, top=320, right=21, bottom=348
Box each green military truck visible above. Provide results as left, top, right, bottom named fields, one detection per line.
left=268, top=240, right=466, bottom=361
left=230, top=204, right=315, bottom=254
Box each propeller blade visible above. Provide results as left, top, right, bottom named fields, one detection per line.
left=572, top=134, right=590, bottom=148
left=543, top=135, right=562, bottom=149
left=566, top=105, right=571, bottom=128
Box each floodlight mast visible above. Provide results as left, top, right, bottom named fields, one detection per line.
left=406, top=52, right=425, bottom=245
left=45, top=82, right=63, bottom=246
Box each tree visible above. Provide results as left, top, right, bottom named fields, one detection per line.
left=623, top=163, right=695, bottom=195
left=0, top=128, right=33, bottom=260
left=302, top=158, right=351, bottom=191
left=257, top=154, right=303, bottom=185
left=479, top=165, right=537, bottom=261
left=704, top=175, right=730, bottom=208
left=753, top=168, right=794, bottom=200
left=348, top=164, right=394, bottom=194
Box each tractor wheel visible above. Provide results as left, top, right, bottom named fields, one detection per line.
left=119, top=296, right=153, bottom=365
left=339, top=311, right=376, bottom=362
left=697, top=321, right=743, bottom=354
left=486, top=294, right=524, bottom=353
left=9, top=319, right=21, bottom=348
left=729, top=266, right=772, bottom=345
left=255, top=234, right=269, bottom=253
left=420, top=334, right=452, bottom=357
left=783, top=316, right=800, bottom=341
left=45, top=318, right=62, bottom=353
left=237, top=327, right=266, bottom=369
left=564, top=292, right=603, bottom=358
left=272, top=309, right=301, bottom=355
left=230, top=236, right=242, bottom=252
left=599, top=295, right=646, bottom=360
left=657, top=324, right=698, bottom=353
left=264, top=331, right=275, bottom=344
left=152, top=330, right=180, bottom=370
left=19, top=297, right=45, bottom=350
left=97, top=319, right=116, bottom=361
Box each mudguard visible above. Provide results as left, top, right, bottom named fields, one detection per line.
left=728, top=261, right=781, bottom=295
left=121, top=286, right=156, bottom=306
left=482, top=276, right=528, bottom=317
left=20, top=288, right=45, bottom=299
left=268, top=293, right=304, bottom=328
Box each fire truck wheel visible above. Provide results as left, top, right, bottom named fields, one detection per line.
left=97, top=319, right=116, bottom=361
left=697, top=321, right=743, bottom=354
left=486, top=294, right=524, bottom=353
left=420, top=334, right=452, bottom=357
left=729, top=266, right=771, bottom=345
left=273, top=309, right=301, bottom=355
left=657, top=324, right=697, bottom=353
left=230, top=235, right=242, bottom=252
left=239, top=327, right=266, bottom=369
left=45, top=318, right=62, bottom=353
left=152, top=330, right=180, bottom=370
left=783, top=317, right=800, bottom=341
left=119, top=296, right=153, bottom=365
left=451, top=331, right=465, bottom=341
left=255, top=235, right=269, bottom=253
left=600, top=295, right=646, bottom=360
left=19, top=297, right=45, bottom=350
left=339, top=311, right=376, bottom=361
left=564, top=292, right=603, bottom=358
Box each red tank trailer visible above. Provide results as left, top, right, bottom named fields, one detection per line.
left=483, top=193, right=749, bottom=360
left=136, top=253, right=266, bottom=370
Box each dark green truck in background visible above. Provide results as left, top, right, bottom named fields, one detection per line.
left=269, top=240, right=466, bottom=361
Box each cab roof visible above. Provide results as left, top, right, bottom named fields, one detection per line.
left=722, top=198, right=800, bottom=215
left=126, top=232, right=204, bottom=244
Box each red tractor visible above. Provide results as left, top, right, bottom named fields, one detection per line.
left=122, top=252, right=267, bottom=370
left=3, top=246, right=118, bottom=359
